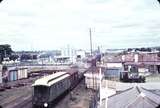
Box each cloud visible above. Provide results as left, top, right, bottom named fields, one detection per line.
left=0, top=0, right=160, bottom=50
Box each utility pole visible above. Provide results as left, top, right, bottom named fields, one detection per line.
left=90, top=28, right=93, bottom=56
left=89, top=28, right=95, bottom=90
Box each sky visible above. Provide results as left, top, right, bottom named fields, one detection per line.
left=0, top=0, right=160, bottom=51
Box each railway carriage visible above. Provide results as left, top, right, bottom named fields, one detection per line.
left=32, top=72, right=71, bottom=108
left=32, top=68, right=82, bottom=108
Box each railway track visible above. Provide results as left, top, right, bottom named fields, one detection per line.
left=0, top=67, right=93, bottom=108
left=1, top=90, right=32, bottom=108
left=12, top=96, right=32, bottom=108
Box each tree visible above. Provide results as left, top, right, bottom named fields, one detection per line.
left=0, top=44, right=13, bottom=63
left=20, top=54, right=32, bottom=61
left=127, top=48, right=132, bottom=52
left=32, top=55, right=37, bottom=60
left=156, top=47, right=160, bottom=52
left=9, top=55, right=19, bottom=61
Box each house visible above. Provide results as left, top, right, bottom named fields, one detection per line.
left=123, top=52, right=160, bottom=74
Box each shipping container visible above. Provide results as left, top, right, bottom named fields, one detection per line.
left=17, top=68, right=28, bottom=79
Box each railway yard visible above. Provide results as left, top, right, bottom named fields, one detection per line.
left=0, top=77, right=36, bottom=108
left=54, top=79, right=96, bottom=108
left=0, top=79, right=95, bottom=108
left=0, top=67, right=96, bottom=108
left=0, top=65, right=160, bottom=108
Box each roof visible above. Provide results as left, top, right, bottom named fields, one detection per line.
left=9, top=67, right=28, bottom=71
left=107, top=86, right=160, bottom=108
left=32, top=72, right=70, bottom=87
left=103, top=54, right=122, bottom=63
left=126, top=93, right=158, bottom=108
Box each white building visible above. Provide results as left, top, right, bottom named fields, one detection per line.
left=76, top=50, right=86, bottom=59
left=60, top=46, right=76, bottom=63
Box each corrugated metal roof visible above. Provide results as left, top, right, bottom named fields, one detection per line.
left=32, top=72, right=70, bottom=86
left=107, top=86, right=160, bottom=108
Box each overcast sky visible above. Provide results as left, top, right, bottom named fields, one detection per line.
left=0, top=0, right=160, bottom=51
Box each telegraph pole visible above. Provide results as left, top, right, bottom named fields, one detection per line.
left=89, top=28, right=95, bottom=90
left=90, top=28, right=93, bottom=56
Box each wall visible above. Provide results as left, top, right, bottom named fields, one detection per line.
left=104, top=68, right=122, bottom=78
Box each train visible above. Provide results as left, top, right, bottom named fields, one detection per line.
left=120, top=71, right=145, bottom=83
left=32, top=69, right=83, bottom=108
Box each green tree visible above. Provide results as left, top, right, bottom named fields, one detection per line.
left=9, top=55, right=19, bottom=61
left=0, top=44, right=13, bottom=63
left=20, top=54, right=32, bottom=61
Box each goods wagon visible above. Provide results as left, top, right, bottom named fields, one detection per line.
left=9, top=68, right=28, bottom=81
left=17, top=68, right=28, bottom=79
left=9, top=70, right=17, bottom=81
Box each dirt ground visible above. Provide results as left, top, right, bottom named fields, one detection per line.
left=54, top=80, right=96, bottom=108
